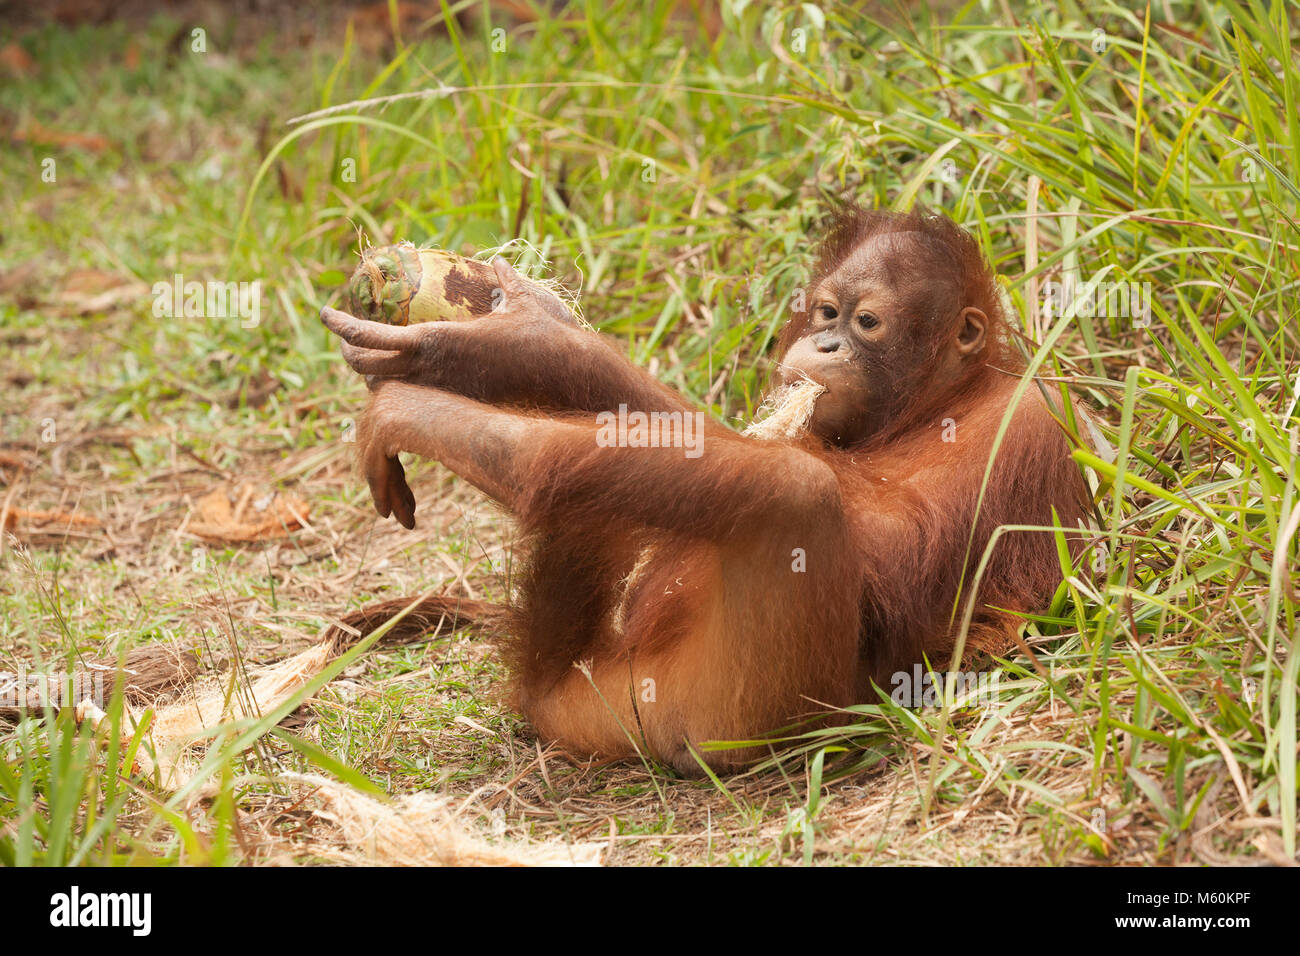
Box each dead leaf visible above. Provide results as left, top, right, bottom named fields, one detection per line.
left=62, top=269, right=127, bottom=295
left=0, top=43, right=34, bottom=76
left=0, top=261, right=43, bottom=309
left=12, top=120, right=109, bottom=153
left=56, top=269, right=146, bottom=315
left=0, top=507, right=102, bottom=531
left=0, top=451, right=34, bottom=474
left=188, top=482, right=311, bottom=543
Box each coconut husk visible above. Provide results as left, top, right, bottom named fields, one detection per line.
left=346, top=242, right=578, bottom=325
left=319, top=595, right=501, bottom=656
left=1, top=643, right=200, bottom=722
left=743, top=380, right=827, bottom=440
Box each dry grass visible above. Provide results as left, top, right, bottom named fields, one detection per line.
left=0, top=391, right=1249, bottom=864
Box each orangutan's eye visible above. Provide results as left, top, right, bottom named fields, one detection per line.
left=818, top=304, right=838, bottom=321
left=857, top=312, right=879, bottom=330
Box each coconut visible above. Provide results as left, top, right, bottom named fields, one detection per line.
left=345, top=242, right=579, bottom=326
left=344, top=243, right=499, bottom=325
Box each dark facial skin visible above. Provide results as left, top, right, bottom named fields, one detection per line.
left=779, top=233, right=989, bottom=446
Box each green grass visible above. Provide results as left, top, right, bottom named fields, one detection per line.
left=1, top=0, right=1297, bottom=864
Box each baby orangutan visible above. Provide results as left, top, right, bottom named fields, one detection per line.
left=321, top=206, right=1089, bottom=774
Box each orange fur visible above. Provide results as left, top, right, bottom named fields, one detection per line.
left=335, top=207, right=1090, bottom=775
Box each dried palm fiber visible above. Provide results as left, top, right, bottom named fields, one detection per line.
left=742, top=379, right=827, bottom=440
left=79, top=642, right=335, bottom=792
left=285, top=774, right=601, bottom=866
